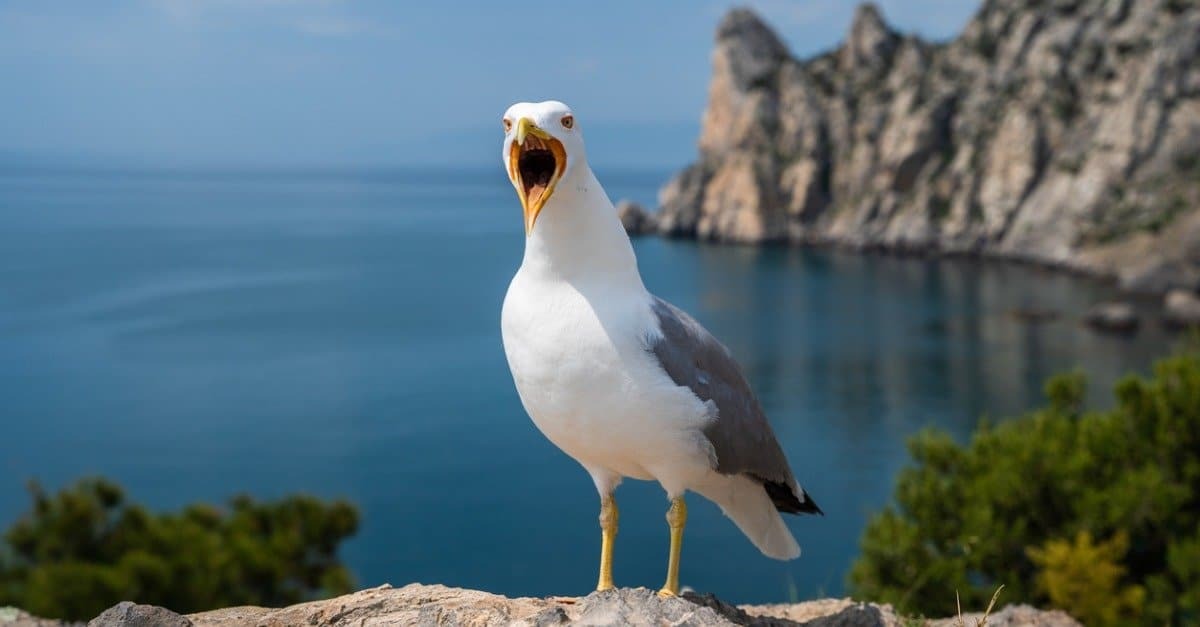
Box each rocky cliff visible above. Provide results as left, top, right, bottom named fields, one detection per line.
left=3, top=584, right=1081, bottom=626
left=655, top=0, right=1200, bottom=293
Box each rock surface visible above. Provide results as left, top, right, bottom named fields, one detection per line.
left=616, top=199, right=657, bottom=235
left=12, top=585, right=1082, bottom=627
left=88, top=602, right=192, bottom=627
left=0, top=607, right=78, bottom=627
left=658, top=1, right=1200, bottom=293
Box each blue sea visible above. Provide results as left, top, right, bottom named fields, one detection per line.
left=0, top=165, right=1175, bottom=604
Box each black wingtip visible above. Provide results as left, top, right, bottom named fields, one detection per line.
left=761, top=480, right=823, bottom=516
left=798, top=490, right=824, bottom=516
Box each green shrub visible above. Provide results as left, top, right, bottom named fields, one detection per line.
left=0, top=478, right=359, bottom=620
left=849, top=354, right=1200, bottom=626
left=1027, top=531, right=1145, bottom=625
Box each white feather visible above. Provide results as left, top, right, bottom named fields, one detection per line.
left=694, top=475, right=801, bottom=560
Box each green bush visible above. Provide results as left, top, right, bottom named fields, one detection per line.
left=1027, top=530, right=1145, bottom=625
left=0, top=478, right=359, bottom=620
left=849, top=353, right=1200, bottom=626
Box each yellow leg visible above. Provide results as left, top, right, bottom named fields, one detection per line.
left=657, top=496, right=687, bottom=597
left=596, top=495, right=618, bottom=592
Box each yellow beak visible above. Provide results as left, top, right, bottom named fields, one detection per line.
left=508, top=118, right=566, bottom=236
left=514, top=117, right=537, bottom=146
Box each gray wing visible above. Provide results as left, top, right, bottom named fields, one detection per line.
left=648, top=296, right=821, bottom=515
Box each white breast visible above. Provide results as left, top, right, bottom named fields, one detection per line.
left=501, top=268, right=713, bottom=486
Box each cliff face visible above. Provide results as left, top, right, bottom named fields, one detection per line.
left=657, top=0, right=1200, bottom=292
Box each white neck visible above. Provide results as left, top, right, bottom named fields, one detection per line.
left=520, top=164, right=646, bottom=292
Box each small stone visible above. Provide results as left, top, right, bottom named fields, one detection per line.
left=88, top=602, right=191, bottom=627
left=1085, top=301, right=1140, bottom=333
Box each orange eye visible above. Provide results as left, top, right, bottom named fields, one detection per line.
left=502, top=118, right=512, bottom=133
left=560, top=115, right=574, bottom=129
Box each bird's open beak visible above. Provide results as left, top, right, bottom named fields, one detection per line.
left=507, top=118, right=566, bottom=235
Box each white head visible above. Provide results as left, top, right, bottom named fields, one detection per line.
left=501, top=100, right=587, bottom=235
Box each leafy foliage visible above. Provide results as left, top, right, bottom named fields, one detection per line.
left=849, top=353, right=1200, bottom=626
left=0, top=478, right=359, bottom=620
left=1027, top=530, right=1145, bottom=625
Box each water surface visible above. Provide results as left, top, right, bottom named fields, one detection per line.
left=0, top=166, right=1173, bottom=603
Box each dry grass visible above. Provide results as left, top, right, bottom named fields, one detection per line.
left=899, top=584, right=1006, bottom=627
left=955, top=585, right=1005, bottom=627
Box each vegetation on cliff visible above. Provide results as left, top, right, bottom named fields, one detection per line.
left=0, top=479, right=359, bottom=621
left=850, top=352, right=1200, bottom=626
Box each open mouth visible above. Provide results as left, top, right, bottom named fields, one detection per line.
left=508, top=122, right=566, bottom=235
left=519, top=138, right=558, bottom=209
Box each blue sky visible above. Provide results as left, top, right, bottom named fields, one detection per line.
left=0, top=1, right=978, bottom=168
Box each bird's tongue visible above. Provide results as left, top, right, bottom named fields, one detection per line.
left=520, top=143, right=557, bottom=200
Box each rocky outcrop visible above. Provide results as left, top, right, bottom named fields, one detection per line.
left=1085, top=301, right=1140, bottom=333
left=658, top=1, right=1200, bottom=293
left=5, top=585, right=1082, bottom=627
left=1164, top=288, right=1200, bottom=327
left=616, top=199, right=657, bottom=235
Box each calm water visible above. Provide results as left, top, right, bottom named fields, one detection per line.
left=0, top=166, right=1174, bottom=604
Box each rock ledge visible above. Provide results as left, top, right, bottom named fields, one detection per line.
left=7, top=584, right=1082, bottom=627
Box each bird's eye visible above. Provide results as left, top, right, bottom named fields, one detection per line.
left=503, top=118, right=513, bottom=133
left=560, top=115, right=574, bottom=129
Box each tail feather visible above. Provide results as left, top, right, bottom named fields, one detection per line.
left=695, top=474, right=801, bottom=560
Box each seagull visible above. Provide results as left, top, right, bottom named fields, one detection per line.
left=499, top=100, right=821, bottom=597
